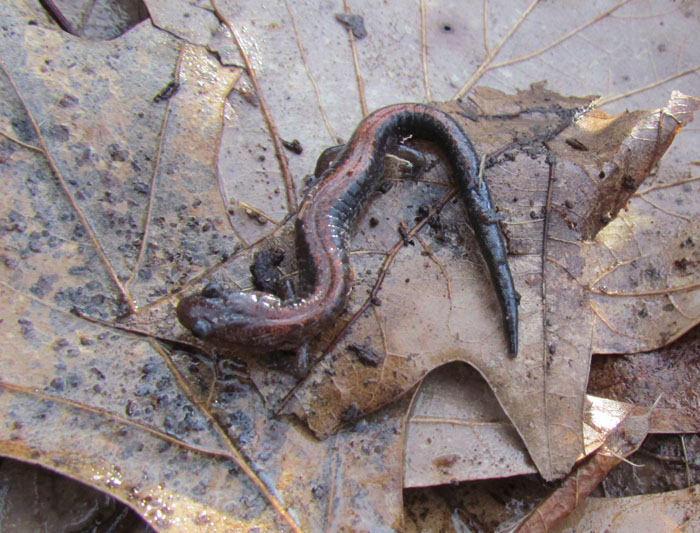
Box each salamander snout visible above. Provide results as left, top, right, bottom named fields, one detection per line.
left=177, top=284, right=284, bottom=343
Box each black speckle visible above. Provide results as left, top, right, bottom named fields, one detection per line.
left=378, top=180, right=393, bottom=194
left=47, top=124, right=70, bottom=142
left=49, top=378, right=65, bottom=391
left=108, top=144, right=128, bottom=162
left=153, top=81, right=179, bottom=103
left=340, top=402, right=362, bottom=422
left=347, top=343, right=384, bottom=367
left=17, top=318, right=35, bottom=339
left=29, top=274, right=57, bottom=298
left=58, top=94, right=79, bottom=108
left=335, top=13, right=367, bottom=39
left=68, top=265, right=90, bottom=276
left=565, top=138, right=588, bottom=151
left=11, top=117, right=35, bottom=143
left=282, top=138, right=303, bottom=154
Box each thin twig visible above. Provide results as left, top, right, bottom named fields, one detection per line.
left=126, top=45, right=185, bottom=293
left=0, top=59, right=134, bottom=311
left=211, top=0, right=298, bottom=212
left=490, top=0, right=632, bottom=71
left=482, top=0, right=491, bottom=54
left=681, top=435, right=691, bottom=487
left=419, top=0, right=431, bottom=101
left=453, top=0, right=540, bottom=100
left=150, top=342, right=302, bottom=533
left=283, top=0, right=339, bottom=143
left=342, top=0, right=368, bottom=116
left=0, top=129, right=42, bottom=152
left=635, top=175, right=700, bottom=195
left=542, top=155, right=555, bottom=470
left=595, top=64, right=700, bottom=107
left=591, top=281, right=700, bottom=298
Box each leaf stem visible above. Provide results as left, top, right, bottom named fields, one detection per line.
left=211, top=0, right=298, bottom=212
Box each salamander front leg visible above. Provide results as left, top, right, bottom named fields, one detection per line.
left=391, top=144, right=426, bottom=176
left=314, top=145, right=345, bottom=178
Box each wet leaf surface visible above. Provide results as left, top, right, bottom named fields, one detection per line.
left=1, top=0, right=700, bottom=530
left=279, top=89, right=699, bottom=482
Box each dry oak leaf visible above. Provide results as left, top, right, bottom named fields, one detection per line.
left=556, top=485, right=700, bottom=532
left=278, top=90, right=699, bottom=482
left=403, top=363, right=636, bottom=487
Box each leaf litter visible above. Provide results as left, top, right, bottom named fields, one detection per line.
left=1, top=0, right=700, bottom=530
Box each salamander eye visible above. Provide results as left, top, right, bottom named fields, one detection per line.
left=201, top=283, right=223, bottom=298
left=191, top=317, right=212, bottom=338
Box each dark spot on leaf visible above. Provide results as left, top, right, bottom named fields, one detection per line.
left=153, top=81, right=179, bottom=103
left=347, top=343, right=384, bottom=367
left=565, top=138, right=588, bottom=151
left=335, top=13, right=367, bottom=39
left=58, top=94, right=79, bottom=108
left=434, top=454, right=460, bottom=468
left=68, top=265, right=90, bottom=276
left=17, top=318, right=35, bottom=339
left=282, top=138, right=303, bottom=154
left=10, top=117, right=35, bottom=142
left=340, top=402, right=362, bottom=422
left=47, top=124, right=70, bottom=142
left=108, top=144, right=129, bottom=162
left=53, top=338, right=70, bottom=351
left=49, top=378, right=65, bottom=391
left=378, top=180, right=393, bottom=193
left=674, top=258, right=689, bottom=271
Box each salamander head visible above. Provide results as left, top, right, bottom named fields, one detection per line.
left=176, top=283, right=282, bottom=346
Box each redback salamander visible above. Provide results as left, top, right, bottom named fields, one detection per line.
left=177, top=103, right=519, bottom=357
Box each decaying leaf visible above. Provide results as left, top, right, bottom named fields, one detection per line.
left=403, top=363, right=694, bottom=488
left=589, top=324, right=700, bottom=432
left=2, top=0, right=700, bottom=529
left=276, top=89, right=699, bottom=482
left=513, top=405, right=652, bottom=532
left=557, top=485, right=700, bottom=532
left=402, top=364, right=637, bottom=487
